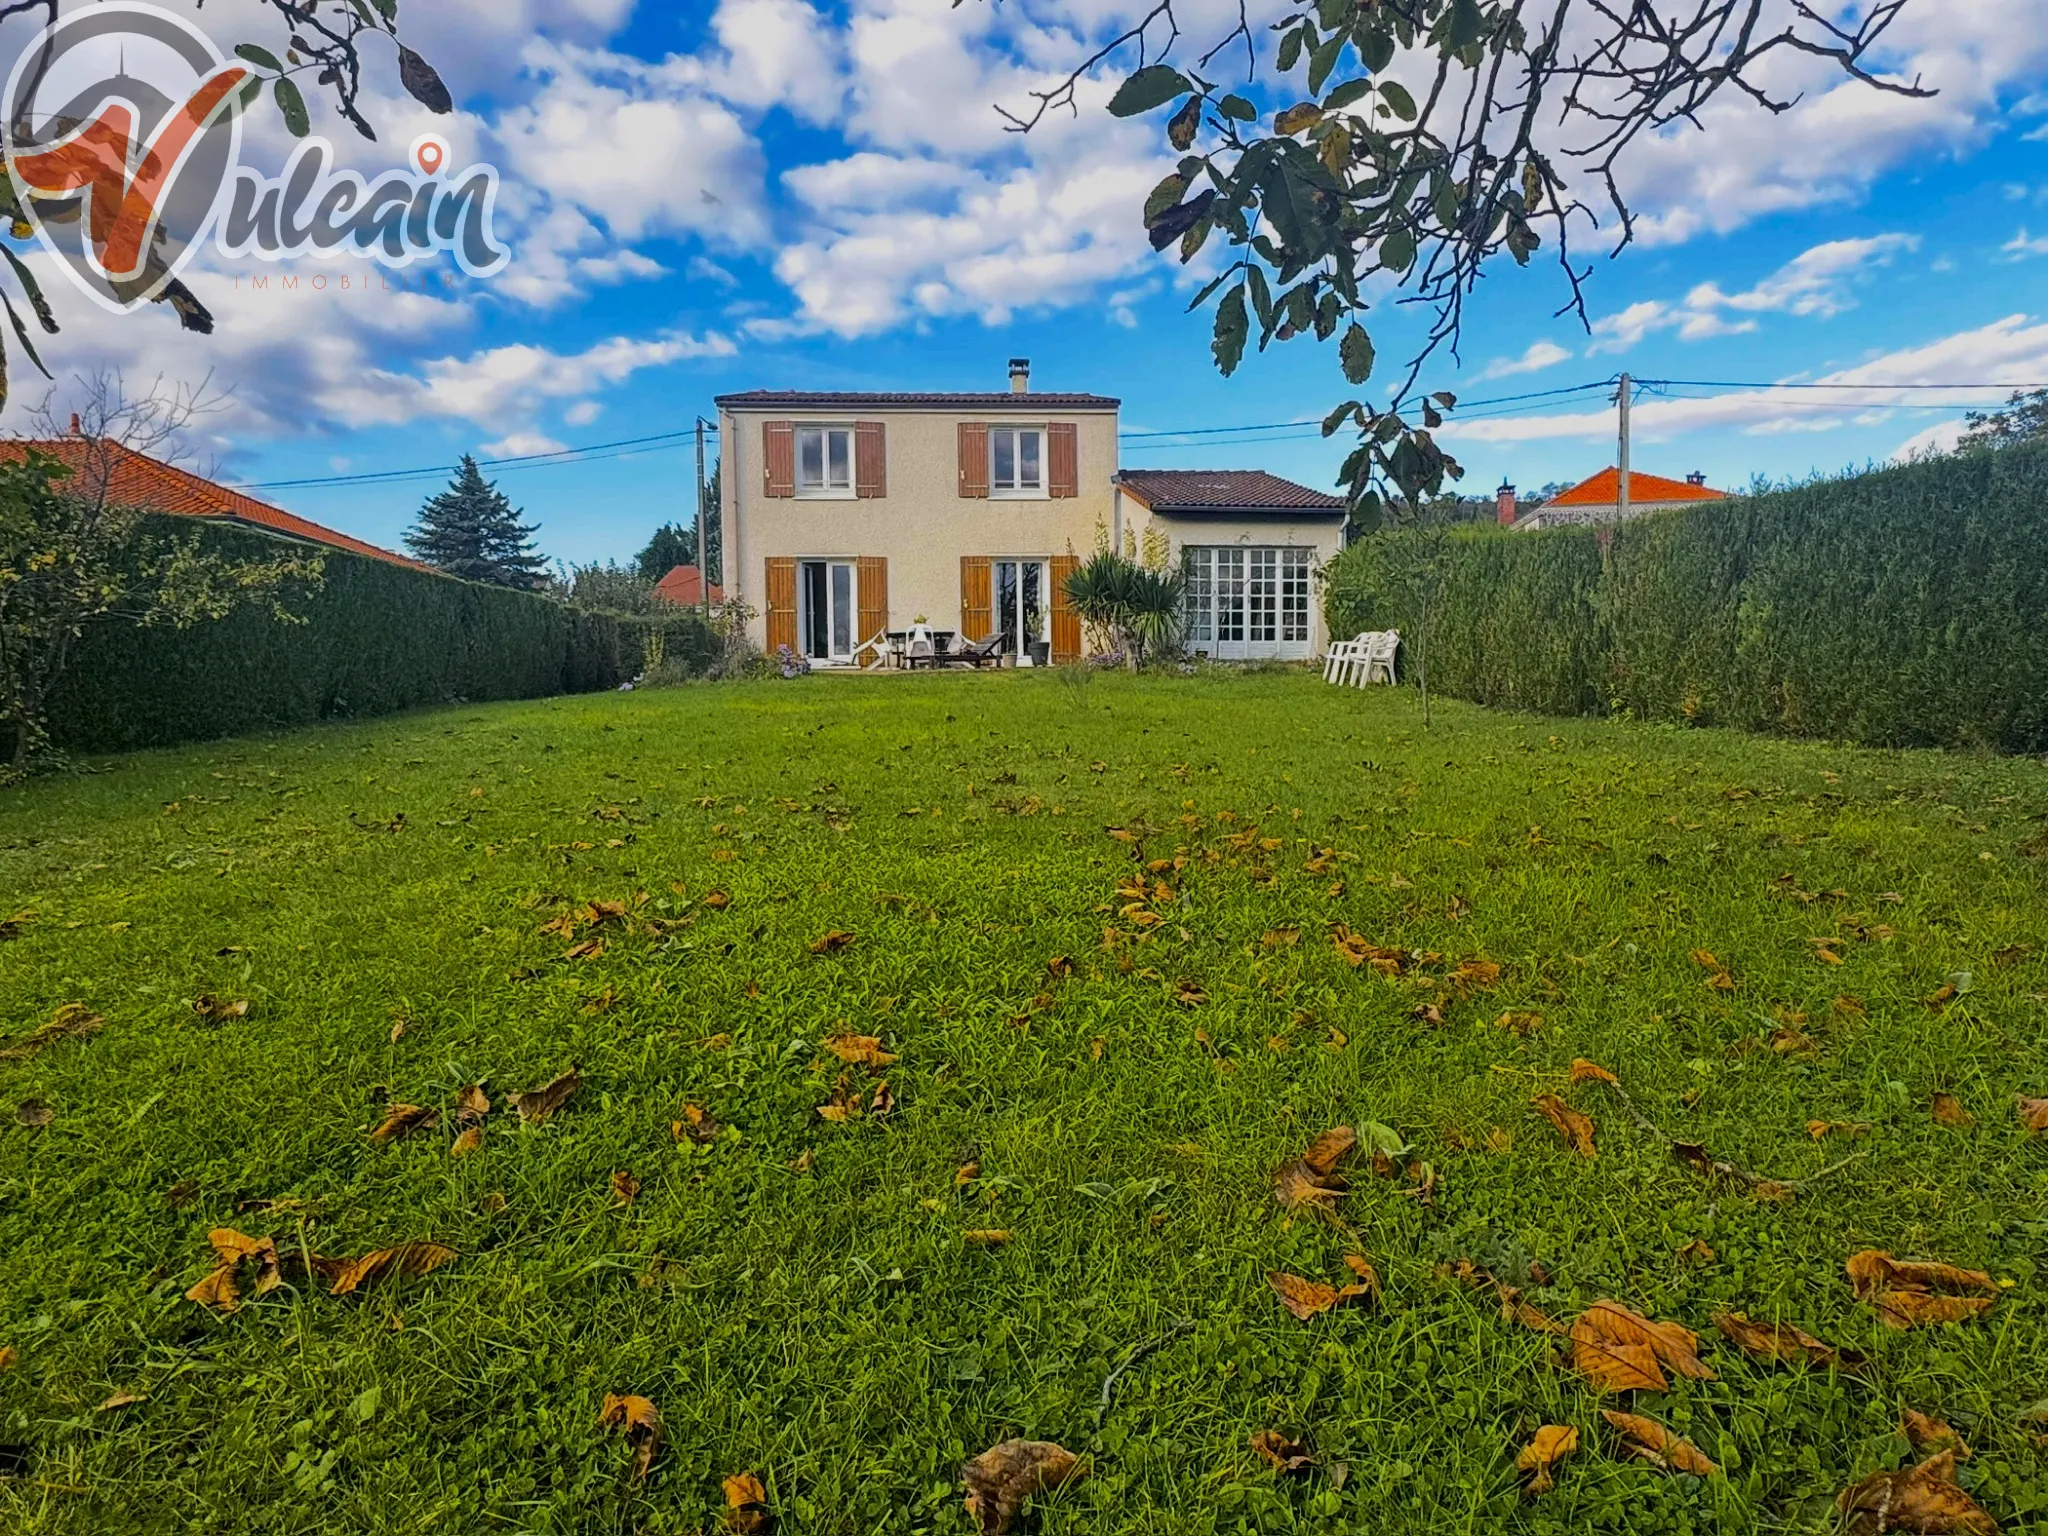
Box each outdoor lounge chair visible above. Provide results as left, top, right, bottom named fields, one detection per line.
left=942, top=632, right=1006, bottom=668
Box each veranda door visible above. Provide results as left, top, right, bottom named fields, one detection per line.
left=800, top=560, right=857, bottom=663
left=992, top=559, right=1048, bottom=664
left=1184, top=546, right=1313, bottom=661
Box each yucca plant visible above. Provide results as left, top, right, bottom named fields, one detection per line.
left=1062, top=551, right=1184, bottom=669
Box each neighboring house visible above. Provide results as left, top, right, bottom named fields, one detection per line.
left=715, top=361, right=1343, bottom=666
left=2, top=435, right=428, bottom=569
left=1116, top=470, right=1344, bottom=661
left=650, top=563, right=722, bottom=607
left=1502, top=466, right=1730, bottom=530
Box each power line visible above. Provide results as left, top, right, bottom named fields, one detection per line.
left=1116, top=378, right=1616, bottom=440
left=235, top=423, right=720, bottom=492
left=1644, top=378, right=2048, bottom=392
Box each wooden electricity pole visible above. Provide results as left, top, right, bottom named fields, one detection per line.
left=1615, top=373, right=1632, bottom=523
left=694, top=416, right=708, bottom=616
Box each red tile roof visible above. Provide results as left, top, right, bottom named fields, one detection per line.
left=2, top=438, right=432, bottom=571
left=1547, top=467, right=1730, bottom=507
left=652, top=564, right=723, bottom=606
left=715, top=389, right=1119, bottom=411
left=1117, top=469, right=1345, bottom=514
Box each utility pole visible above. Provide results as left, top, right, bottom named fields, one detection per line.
left=694, top=416, right=708, bottom=617
left=1615, top=373, right=1632, bottom=524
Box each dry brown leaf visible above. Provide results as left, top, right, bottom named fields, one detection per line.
left=1486, top=1127, right=1513, bottom=1153
left=1341, top=1251, right=1382, bottom=1301
left=16, top=1098, right=52, bottom=1129
left=1712, top=1310, right=1863, bottom=1369
left=1837, top=1450, right=1997, bottom=1536
left=1602, top=1410, right=1718, bottom=1475
left=1261, top=927, right=1301, bottom=948
left=963, top=1229, right=1011, bottom=1247
left=1568, top=1058, right=1619, bottom=1086
left=2019, top=1096, right=2048, bottom=1135
left=326, top=1241, right=457, bottom=1297
left=673, top=1102, right=721, bottom=1144
left=1249, top=1429, right=1314, bottom=1474
left=455, top=1084, right=490, bottom=1123
left=1516, top=1425, right=1578, bottom=1494
left=1807, top=1120, right=1870, bottom=1140
left=562, top=938, right=605, bottom=961
left=369, top=1103, right=441, bottom=1144
left=1689, top=949, right=1718, bottom=968
left=191, top=994, right=250, bottom=1023
left=1932, top=1092, right=1976, bottom=1128
left=1570, top=1301, right=1715, bottom=1393
left=1410, top=1001, right=1446, bottom=1027
left=508, top=1070, right=581, bottom=1123
left=1903, top=1409, right=1972, bottom=1460
left=1531, top=1095, right=1596, bottom=1158
left=815, top=1078, right=859, bottom=1122
left=1770, top=1025, right=1819, bottom=1055
left=611, top=1170, right=641, bottom=1207
left=821, top=1033, right=897, bottom=1066
left=1267, top=1270, right=1341, bottom=1320
left=1675, top=1238, right=1717, bottom=1266
left=1449, top=958, right=1502, bottom=994
left=1847, top=1251, right=1999, bottom=1329
left=955, top=1160, right=980, bottom=1186
left=961, top=1440, right=1087, bottom=1536
left=0, top=1346, right=14, bottom=1371
left=450, top=1127, right=483, bottom=1159
left=599, top=1394, right=662, bottom=1483
left=1273, top=1125, right=1356, bottom=1211
left=722, top=1470, right=771, bottom=1532
left=1834, top=994, right=1868, bottom=1019
left=1497, top=1010, right=1544, bottom=1037
left=808, top=930, right=855, bottom=954
left=0, top=1002, right=105, bottom=1061
left=1503, top=1293, right=1565, bottom=1333
left=869, top=1080, right=896, bottom=1118
left=1704, top=970, right=1736, bottom=992
left=98, top=1391, right=147, bottom=1412
left=1047, top=955, right=1074, bottom=978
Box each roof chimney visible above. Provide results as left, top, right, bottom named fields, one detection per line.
left=1008, top=357, right=1030, bottom=394
left=68, top=412, right=80, bottom=435
left=1685, top=470, right=1706, bottom=486
left=1496, top=479, right=1517, bottom=527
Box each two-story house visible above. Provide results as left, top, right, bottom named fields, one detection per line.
left=715, top=361, right=1346, bottom=666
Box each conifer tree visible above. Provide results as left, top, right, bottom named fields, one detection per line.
left=405, top=457, right=546, bottom=588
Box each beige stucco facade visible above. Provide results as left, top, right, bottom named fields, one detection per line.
left=719, top=399, right=1118, bottom=656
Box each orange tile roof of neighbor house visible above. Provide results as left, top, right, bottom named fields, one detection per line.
left=1, top=438, right=431, bottom=571
left=1548, top=467, right=1731, bottom=507
left=652, top=564, right=722, bottom=606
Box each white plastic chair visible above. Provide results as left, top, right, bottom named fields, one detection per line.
left=1359, top=630, right=1400, bottom=685
left=1323, top=633, right=1367, bottom=683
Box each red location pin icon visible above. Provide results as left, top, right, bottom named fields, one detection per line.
left=412, top=135, right=447, bottom=176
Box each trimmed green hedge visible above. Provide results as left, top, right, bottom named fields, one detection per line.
left=1322, top=443, right=2048, bottom=751
left=46, top=518, right=717, bottom=754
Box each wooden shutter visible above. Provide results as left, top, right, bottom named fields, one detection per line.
left=765, top=556, right=797, bottom=653
left=1050, top=553, right=1080, bottom=662
left=856, top=555, right=888, bottom=643
left=957, top=422, right=989, bottom=498
left=960, top=555, right=992, bottom=640
left=854, top=422, right=886, bottom=498
left=1047, top=422, right=1078, bottom=498
left=762, top=421, right=795, bottom=497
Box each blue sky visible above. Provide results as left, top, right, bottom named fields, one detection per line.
left=13, top=0, right=2048, bottom=565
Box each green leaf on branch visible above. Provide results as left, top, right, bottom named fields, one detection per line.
left=1339, top=323, right=1374, bottom=385
left=0, top=246, right=57, bottom=334
left=1217, top=94, right=1256, bottom=122
left=0, top=292, right=49, bottom=380
left=1109, top=66, right=1193, bottom=117
left=1358, top=26, right=1396, bottom=73
left=1381, top=228, right=1416, bottom=272
left=1308, top=34, right=1346, bottom=95
left=1277, top=25, right=1306, bottom=74
left=1322, top=401, right=1359, bottom=436
left=1378, top=80, right=1417, bottom=120
left=1144, top=172, right=1190, bottom=223
left=398, top=46, right=453, bottom=115
left=273, top=76, right=310, bottom=137
left=1212, top=286, right=1249, bottom=376
left=234, top=43, right=284, bottom=72
left=1448, top=0, right=1487, bottom=51
left=1324, top=78, right=1373, bottom=111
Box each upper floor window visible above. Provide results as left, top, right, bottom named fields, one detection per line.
left=798, top=425, right=853, bottom=496
left=989, top=426, right=1043, bottom=497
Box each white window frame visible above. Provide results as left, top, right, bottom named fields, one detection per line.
left=795, top=423, right=854, bottom=499
left=1183, top=544, right=1316, bottom=659
left=988, top=425, right=1046, bottom=499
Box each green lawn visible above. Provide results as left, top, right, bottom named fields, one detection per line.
left=2, top=669, right=2045, bottom=1535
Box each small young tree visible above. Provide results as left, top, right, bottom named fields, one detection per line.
left=566, top=560, right=660, bottom=613
left=0, top=374, right=323, bottom=769
left=1958, top=389, right=2048, bottom=451
left=405, top=457, right=546, bottom=588
left=1376, top=504, right=1453, bottom=728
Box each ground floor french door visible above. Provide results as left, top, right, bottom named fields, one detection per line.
left=800, top=560, right=856, bottom=662
left=1184, top=546, right=1314, bottom=660
left=993, top=559, right=1048, bottom=664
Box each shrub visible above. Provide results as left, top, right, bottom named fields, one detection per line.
left=1321, top=443, right=2048, bottom=751
left=44, top=517, right=720, bottom=753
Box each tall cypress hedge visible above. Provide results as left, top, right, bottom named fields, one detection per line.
left=1322, top=443, right=2048, bottom=751
left=44, top=518, right=717, bottom=754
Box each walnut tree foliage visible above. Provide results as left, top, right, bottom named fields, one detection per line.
left=0, top=0, right=454, bottom=409
left=1005, top=0, right=1929, bottom=529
